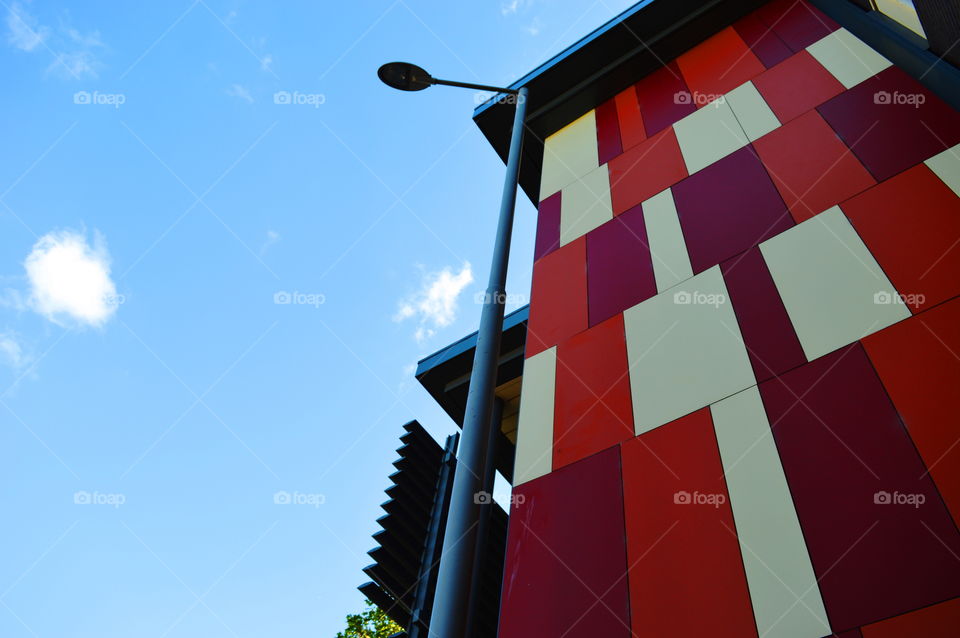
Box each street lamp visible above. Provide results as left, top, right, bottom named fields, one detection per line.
left=378, top=62, right=528, bottom=638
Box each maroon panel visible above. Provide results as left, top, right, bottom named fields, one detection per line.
left=596, top=97, right=623, bottom=165
left=721, top=247, right=806, bottom=383
left=498, top=446, right=631, bottom=638
left=586, top=203, right=657, bottom=327
left=734, top=11, right=793, bottom=67
left=834, top=631, right=863, bottom=638
left=672, top=146, right=793, bottom=273
left=534, top=191, right=561, bottom=262
left=635, top=61, right=696, bottom=137
left=756, top=0, right=839, bottom=52
left=759, top=344, right=960, bottom=633
left=818, top=66, right=960, bottom=182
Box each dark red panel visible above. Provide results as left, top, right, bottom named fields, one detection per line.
left=526, top=236, right=587, bottom=358
left=842, top=164, right=960, bottom=313
left=753, top=50, right=844, bottom=123
left=753, top=110, right=875, bottom=222
left=834, top=631, right=863, bottom=638
left=862, top=596, right=960, bottom=638
left=554, top=314, right=634, bottom=470
left=498, top=446, right=631, bottom=638
left=615, top=86, right=646, bottom=150
left=673, top=146, right=793, bottom=273
left=622, top=408, right=758, bottom=637
left=721, top=246, right=806, bottom=383
left=534, top=191, right=561, bottom=262
left=759, top=344, right=960, bottom=632
left=863, top=298, right=960, bottom=528
left=635, top=61, right=696, bottom=137
left=734, top=12, right=793, bottom=68
left=677, top=26, right=766, bottom=103
left=756, top=0, right=839, bottom=52
left=818, top=66, right=960, bottom=182
left=586, top=203, right=657, bottom=326
left=596, top=96, right=623, bottom=165
left=608, top=127, right=687, bottom=215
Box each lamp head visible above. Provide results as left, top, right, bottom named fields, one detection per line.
left=378, top=62, right=434, bottom=91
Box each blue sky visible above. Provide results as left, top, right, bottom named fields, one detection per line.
left=0, top=1, right=635, bottom=635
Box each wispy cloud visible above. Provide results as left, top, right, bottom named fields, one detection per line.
left=260, top=53, right=273, bottom=72
left=259, top=229, right=280, bottom=255
left=227, top=83, right=254, bottom=103
left=501, top=0, right=522, bottom=16
left=394, top=263, right=473, bottom=343
left=0, top=330, right=28, bottom=370
left=525, top=16, right=542, bottom=36
left=5, top=3, right=104, bottom=79
left=5, top=2, right=48, bottom=51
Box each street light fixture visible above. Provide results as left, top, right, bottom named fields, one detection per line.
left=378, top=62, right=528, bottom=638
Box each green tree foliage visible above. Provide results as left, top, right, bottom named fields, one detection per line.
left=335, top=599, right=403, bottom=638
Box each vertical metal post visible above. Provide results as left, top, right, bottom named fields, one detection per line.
left=428, top=86, right=528, bottom=638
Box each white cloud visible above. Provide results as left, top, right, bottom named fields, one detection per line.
left=227, top=83, right=254, bottom=103
left=260, top=53, right=273, bottom=72
left=6, top=4, right=103, bottom=79
left=501, top=0, right=522, bottom=16
left=394, top=263, right=473, bottom=343
left=0, top=331, right=28, bottom=369
left=24, top=229, right=119, bottom=328
left=260, top=229, right=280, bottom=255
left=6, top=2, right=49, bottom=51
left=525, top=17, right=543, bottom=36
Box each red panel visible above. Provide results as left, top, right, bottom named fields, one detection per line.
left=621, top=409, right=758, bottom=638
left=498, top=446, right=631, bottom=638
left=614, top=85, right=646, bottom=150
left=818, top=66, right=960, bottom=182
left=534, top=191, right=561, bottom=262
left=759, top=344, right=960, bottom=632
left=554, top=314, right=634, bottom=470
left=635, top=60, right=696, bottom=137
left=753, top=50, right=844, bottom=124
left=596, top=96, right=623, bottom=165
left=721, top=246, right=806, bottom=383
left=676, top=26, right=766, bottom=104
left=753, top=110, right=875, bottom=222
left=734, top=12, right=793, bottom=68
left=863, top=298, right=960, bottom=528
left=586, top=203, right=657, bottom=326
left=756, top=0, right=839, bottom=52
left=672, top=146, right=793, bottom=273
left=526, top=237, right=587, bottom=358
left=842, top=164, right=960, bottom=313
left=608, top=127, right=688, bottom=215
left=862, top=597, right=960, bottom=638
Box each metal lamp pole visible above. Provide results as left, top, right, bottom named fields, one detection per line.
left=378, top=62, right=528, bottom=637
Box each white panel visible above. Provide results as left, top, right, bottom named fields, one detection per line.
left=760, top=206, right=910, bottom=361
left=726, top=81, right=781, bottom=142
left=925, top=143, right=960, bottom=198
left=514, top=347, right=556, bottom=485
left=623, top=266, right=755, bottom=435
left=712, top=387, right=831, bottom=638
left=673, top=99, right=749, bottom=174
left=642, top=188, right=693, bottom=292
left=540, top=110, right=600, bottom=201
left=559, top=163, right=613, bottom=246
left=807, top=28, right=892, bottom=89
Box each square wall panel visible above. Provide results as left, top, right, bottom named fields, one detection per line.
left=734, top=12, right=793, bottom=68
left=642, top=188, right=693, bottom=292
left=615, top=85, right=646, bottom=150
left=842, top=164, right=960, bottom=312
left=861, top=597, right=960, bottom=638
left=806, top=28, right=891, bottom=89
left=753, top=110, right=875, bottom=222
left=527, top=237, right=587, bottom=358
left=759, top=206, right=910, bottom=361
left=608, top=127, right=688, bottom=215
left=540, top=110, right=599, bottom=201
left=753, top=50, right=844, bottom=124
left=725, top=81, right=780, bottom=142
left=673, top=98, right=749, bottom=175
left=560, top=163, right=613, bottom=246
left=554, top=314, right=634, bottom=470
left=586, top=203, right=657, bottom=327
left=621, top=408, right=758, bottom=638
left=635, top=60, right=697, bottom=137
left=926, top=143, right=960, bottom=197
left=676, top=26, right=766, bottom=103
left=624, top=266, right=755, bottom=435
left=533, top=191, right=561, bottom=262
left=711, top=386, right=831, bottom=638
left=514, top=347, right=556, bottom=486
left=672, top=146, right=792, bottom=274
left=596, top=97, right=622, bottom=165
left=498, top=446, right=631, bottom=638
left=756, top=0, right=840, bottom=52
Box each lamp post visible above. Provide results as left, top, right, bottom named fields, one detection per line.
left=378, top=61, right=528, bottom=638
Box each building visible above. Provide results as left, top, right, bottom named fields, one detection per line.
left=367, top=0, right=960, bottom=635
